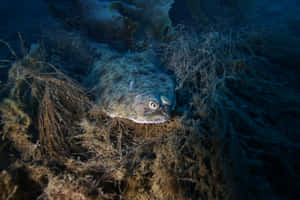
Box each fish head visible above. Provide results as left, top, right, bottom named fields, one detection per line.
left=132, top=91, right=175, bottom=124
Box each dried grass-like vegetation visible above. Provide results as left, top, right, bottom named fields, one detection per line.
left=0, top=35, right=234, bottom=200
left=0, top=98, right=38, bottom=160
left=162, top=25, right=250, bottom=103
left=161, top=25, right=300, bottom=199
left=0, top=33, right=234, bottom=199
left=2, top=24, right=298, bottom=200
left=1, top=44, right=92, bottom=160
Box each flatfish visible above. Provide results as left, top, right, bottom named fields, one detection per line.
left=87, top=47, right=175, bottom=123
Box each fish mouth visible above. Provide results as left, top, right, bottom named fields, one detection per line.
left=107, top=105, right=172, bottom=124
left=130, top=118, right=169, bottom=124
left=107, top=113, right=169, bottom=124
left=161, top=111, right=170, bottom=119
left=161, top=105, right=171, bottom=119
left=133, top=112, right=170, bottom=124
left=139, top=105, right=171, bottom=124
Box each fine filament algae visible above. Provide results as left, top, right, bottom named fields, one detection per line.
left=0, top=31, right=236, bottom=200
left=2, top=24, right=296, bottom=199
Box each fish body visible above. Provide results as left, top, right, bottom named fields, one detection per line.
left=88, top=47, right=175, bottom=123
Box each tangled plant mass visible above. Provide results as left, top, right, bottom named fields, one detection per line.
left=0, top=24, right=298, bottom=200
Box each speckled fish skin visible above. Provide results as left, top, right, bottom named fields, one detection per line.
left=88, top=48, right=175, bottom=124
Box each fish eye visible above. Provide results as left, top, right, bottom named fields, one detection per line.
left=148, top=100, right=159, bottom=110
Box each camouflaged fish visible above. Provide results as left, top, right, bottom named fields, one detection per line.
left=87, top=47, right=175, bottom=124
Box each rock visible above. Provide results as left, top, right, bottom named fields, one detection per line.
left=44, top=0, right=174, bottom=44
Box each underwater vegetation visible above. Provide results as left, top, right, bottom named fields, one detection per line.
left=0, top=0, right=300, bottom=199
left=1, top=24, right=298, bottom=199
left=0, top=27, right=238, bottom=199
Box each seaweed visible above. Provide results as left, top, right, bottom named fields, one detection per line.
left=0, top=32, right=234, bottom=199
left=3, top=24, right=298, bottom=199
left=160, top=25, right=300, bottom=199
left=0, top=98, right=38, bottom=161
left=5, top=46, right=92, bottom=160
